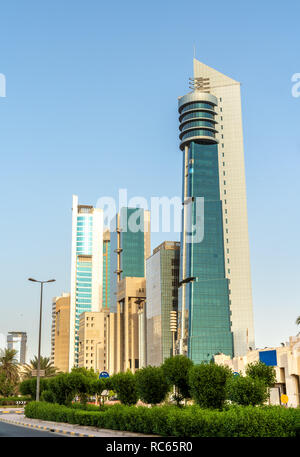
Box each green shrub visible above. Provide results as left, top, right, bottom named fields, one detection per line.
left=24, top=401, right=300, bottom=437
left=246, top=361, right=276, bottom=387
left=46, top=374, right=75, bottom=405
left=161, top=355, right=194, bottom=401
left=135, top=366, right=171, bottom=405
left=19, top=378, right=49, bottom=400
left=110, top=371, right=138, bottom=406
left=226, top=375, right=269, bottom=406
left=40, top=390, right=56, bottom=403
left=189, top=362, right=232, bottom=409
left=0, top=396, right=31, bottom=406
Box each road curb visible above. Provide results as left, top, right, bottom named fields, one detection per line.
left=0, top=417, right=94, bottom=437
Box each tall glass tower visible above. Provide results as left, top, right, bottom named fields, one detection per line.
left=178, top=60, right=254, bottom=363
left=69, top=195, right=104, bottom=369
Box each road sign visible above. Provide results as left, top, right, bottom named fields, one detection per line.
left=31, top=370, right=45, bottom=377
left=99, top=371, right=109, bottom=379
left=280, top=394, right=288, bottom=404
left=233, top=372, right=240, bottom=377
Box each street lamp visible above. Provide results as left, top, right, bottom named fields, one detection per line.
left=28, top=277, right=56, bottom=401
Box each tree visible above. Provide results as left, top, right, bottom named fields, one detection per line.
left=22, top=356, right=58, bottom=379
left=0, top=348, right=20, bottom=384
left=19, top=378, right=49, bottom=399
left=296, top=316, right=300, bottom=326
left=111, top=370, right=139, bottom=406
left=226, top=375, right=269, bottom=406
left=245, top=361, right=276, bottom=388
left=0, top=372, right=17, bottom=397
left=188, top=362, right=232, bottom=410
left=135, top=366, right=171, bottom=405
left=161, top=355, right=194, bottom=404
left=45, top=373, right=75, bottom=405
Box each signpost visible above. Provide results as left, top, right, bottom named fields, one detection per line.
left=99, top=371, right=110, bottom=379
left=280, top=394, right=288, bottom=405
left=31, top=370, right=45, bottom=377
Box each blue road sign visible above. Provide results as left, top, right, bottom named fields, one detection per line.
left=99, top=371, right=110, bottom=379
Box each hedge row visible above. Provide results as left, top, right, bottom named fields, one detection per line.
left=25, top=401, right=300, bottom=437
left=0, top=396, right=31, bottom=406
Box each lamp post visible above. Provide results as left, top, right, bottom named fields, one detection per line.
left=28, top=277, right=56, bottom=401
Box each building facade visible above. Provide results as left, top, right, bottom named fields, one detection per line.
left=146, top=241, right=180, bottom=366
left=7, top=332, right=27, bottom=364
left=215, top=335, right=300, bottom=408
left=78, top=310, right=109, bottom=373
left=108, top=277, right=146, bottom=374
left=102, top=229, right=110, bottom=309
left=178, top=59, right=254, bottom=363
left=108, top=207, right=150, bottom=373
left=52, top=293, right=70, bottom=373
left=69, top=195, right=104, bottom=370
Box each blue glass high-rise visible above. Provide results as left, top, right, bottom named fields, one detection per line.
left=178, top=90, right=233, bottom=364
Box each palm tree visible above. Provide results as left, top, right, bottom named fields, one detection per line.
left=0, top=348, right=20, bottom=383
left=23, top=356, right=58, bottom=379
left=296, top=316, right=300, bottom=326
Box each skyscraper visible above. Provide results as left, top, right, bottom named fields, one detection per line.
left=178, top=59, right=254, bottom=363
left=7, top=332, right=27, bottom=364
left=108, top=207, right=150, bottom=373
left=69, top=195, right=104, bottom=370
left=102, top=229, right=110, bottom=309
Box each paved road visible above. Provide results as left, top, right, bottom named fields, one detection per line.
left=0, top=420, right=64, bottom=437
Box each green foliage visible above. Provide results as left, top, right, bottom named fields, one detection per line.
left=40, top=390, right=56, bottom=403
left=23, top=356, right=58, bottom=379
left=0, top=396, right=31, bottom=405
left=70, top=367, right=98, bottom=379
left=89, top=379, right=105, bottom=396
left=226, top=375, right=269, bottom=406
left=161, top=355, right=194, bottom=401
left=0, top=348, right=20, bottom=395
left=110, top=370, right=138, bottom=406
left=25, top=401, right=300, bottom=437
left=246, top=361, right=276, bottom=388
left=44, top=374, right=74, bottom=405
left=19, top=378, right=49, bottom=399
left=0, top=372, right=17, bottom=397
left=135, top=366, right=171, bottom=405
left=189, top=362, right=232, bottom=409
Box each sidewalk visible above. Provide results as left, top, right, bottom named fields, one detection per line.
left=0, top=410, right=156, bottom=437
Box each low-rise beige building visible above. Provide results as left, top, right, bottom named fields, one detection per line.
left=215, top=334, right=300, bottom=407
left=78, top=310, right=109, bottom=373
left=52, top=293, right=70, bottom=373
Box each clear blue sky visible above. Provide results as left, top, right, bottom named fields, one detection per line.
left=0, top=0, right=299, bottom=361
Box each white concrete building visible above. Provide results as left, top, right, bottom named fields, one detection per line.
left=215, top=334, right=300, bottom=408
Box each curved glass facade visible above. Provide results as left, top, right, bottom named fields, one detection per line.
left=181, top=129, right=215, bottom=140
left=180, top=102, right=215, bottom=113
left=178, top=96, right=233, bottom=364
left=181, top=120, right=215, bottom=131
left=180, top=111, right=215, bottom=122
